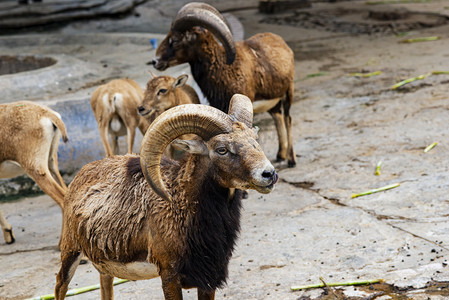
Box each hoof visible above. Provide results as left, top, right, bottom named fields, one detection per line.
left=4, top=228, right=16, bottom=244
left=287, top=160, right=296, bottom=168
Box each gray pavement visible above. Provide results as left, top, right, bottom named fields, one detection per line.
left=2, top=0, right=449, bottom=299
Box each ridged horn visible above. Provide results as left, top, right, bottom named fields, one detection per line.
left=172, top=2, right=236, bottom=65
left=140, top=104, right=233, bottom=201
left=228, top=94, right=254, bottom=128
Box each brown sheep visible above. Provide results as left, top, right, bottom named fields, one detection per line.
left=0, top=101, right=68, bottom=244
left=91, top=78, right=150, bottom=157
left=54, top=94, right=278, bottom=300
left=152, top=2, right=297, bottom=167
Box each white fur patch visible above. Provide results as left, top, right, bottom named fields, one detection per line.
left=39, top=117, right=54, bottom=150
left=110, top=115, right=122, bottom=133
left=252, top=99, right=281, bottom=114
left=113, top=93, right=124, bottom=110
left=93, top=261, right=159, bottom=281
left=102, top=93, right=115, bottom=114
left=0, top=160, right=24, bottom=178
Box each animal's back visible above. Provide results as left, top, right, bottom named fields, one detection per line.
left=243, top=32, right=294, bottom=100
left=0, top=101, right=67, bottom=163
left=65, top=155, right=158, bottom=263
left=91, top=79, right=143, bottom=116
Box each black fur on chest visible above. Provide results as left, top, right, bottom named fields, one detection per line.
left=178, top=181, right=243, bottom=291
left=191, top=62, right=233, bottom=113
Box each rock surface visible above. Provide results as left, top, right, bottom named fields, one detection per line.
left=2, top=0, right=449, bottom=299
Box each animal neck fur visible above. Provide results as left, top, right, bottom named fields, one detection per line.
left=129, top=154, right=243, bottom=291
left=188, top=32, right=235, bottom=112
left=163, top=154, right=243, bottom=290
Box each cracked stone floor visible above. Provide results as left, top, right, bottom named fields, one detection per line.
left=2, top=0, right=449, bottom=299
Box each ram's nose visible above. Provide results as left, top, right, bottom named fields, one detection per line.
left=152, top=58, right=168, bottom=71
left=262, top=169, right=278, bottom=185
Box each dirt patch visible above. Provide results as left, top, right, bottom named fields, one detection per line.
left=297, top=281, right=449, bottom=299
left=0, top=55, right=56, bottom=75
left=261, top=7, right=448, bottom=35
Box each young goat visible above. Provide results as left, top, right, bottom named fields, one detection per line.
left=138, top=74, right=200, bottom=122
left=0, top=101, right=68, bottom=244
left=153, top=2, right=297, bottom=167
left=138, top=74, right=200, bottom=158
left=91, top=78, right=149, bottom=157
left=55, top=94, right=278, bottom=300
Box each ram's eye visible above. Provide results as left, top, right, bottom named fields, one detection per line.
left=216, top=147, right=228, bottom=155
left=157, top=89, right=168, bottom=95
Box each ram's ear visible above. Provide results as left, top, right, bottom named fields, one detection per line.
left=171, top=139, right=208, bottom=155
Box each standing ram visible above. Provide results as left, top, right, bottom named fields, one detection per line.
left=55, top=94, right=278, bottom=300
left=91, top=78, right=149, bottom=157
left=0, top=101, right=68, bottom=244
left=152, top=2, right=297, bottom=167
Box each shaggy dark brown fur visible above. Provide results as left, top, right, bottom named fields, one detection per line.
left=55, top=119, right=277, bottom=300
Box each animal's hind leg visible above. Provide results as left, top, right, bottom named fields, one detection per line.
left=27, top=168, right=66, bottom=208
left=0, top=210, right=15, bottom=244
left=111, top=134, right=120, bottom=156
left=99, top=122, right=114, bottom=157
left=26, top=167, right=66, bottom=248
left=284, top=83, right=296, bottom=168
left=269, top=102, right=288, bottom=162
left=126, top=126, right=136, bottom=155
left=55, top=251, right=82, bottom=300
left=48, top=134, right=68, bottom=190
left=100, top=273, right=114, bottom=300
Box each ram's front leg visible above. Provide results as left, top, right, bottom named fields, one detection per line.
left=198, top=289, right=215, bottom=300
left=160, top=268, right=183, bottom=300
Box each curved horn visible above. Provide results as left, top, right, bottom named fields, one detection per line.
left=228, top=94, right=254, bottom=128
left=140, top=104, right=233, bottom=201
left=180, top=3, right=244, bottom=41
left=172, top=2, right=236, bottom=64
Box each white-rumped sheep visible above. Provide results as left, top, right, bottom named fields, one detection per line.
left=152, top=2, right=297, bottom=167
left=55, top=94, right=278, bottom=300
left=0, top=101, right=68, bottom=244
left=91, top=78, right=150, bottom=157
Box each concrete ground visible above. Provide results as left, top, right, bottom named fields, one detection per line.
left=2, top=0, right=449, bottom=299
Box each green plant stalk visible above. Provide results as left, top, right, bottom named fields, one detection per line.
left=351, top=183, right=400, bottom=199
left=424, top=142, right=438, bottom=153
left=291, top=279, right=383, bottom=291
left=391, top=73, right=431, bottom=90
left=349, top=71, right=382, bottom=78
left=296, top=72, right=329, bottom=82
left=400, top=36, right=440, bottom=43
left=432, top=71, right=449, bottom=75
left=26, top=279, right=128, bottom=300
left=391, top=71, right=449, bottom=89
left=374, top=160, right=382, bottom=176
